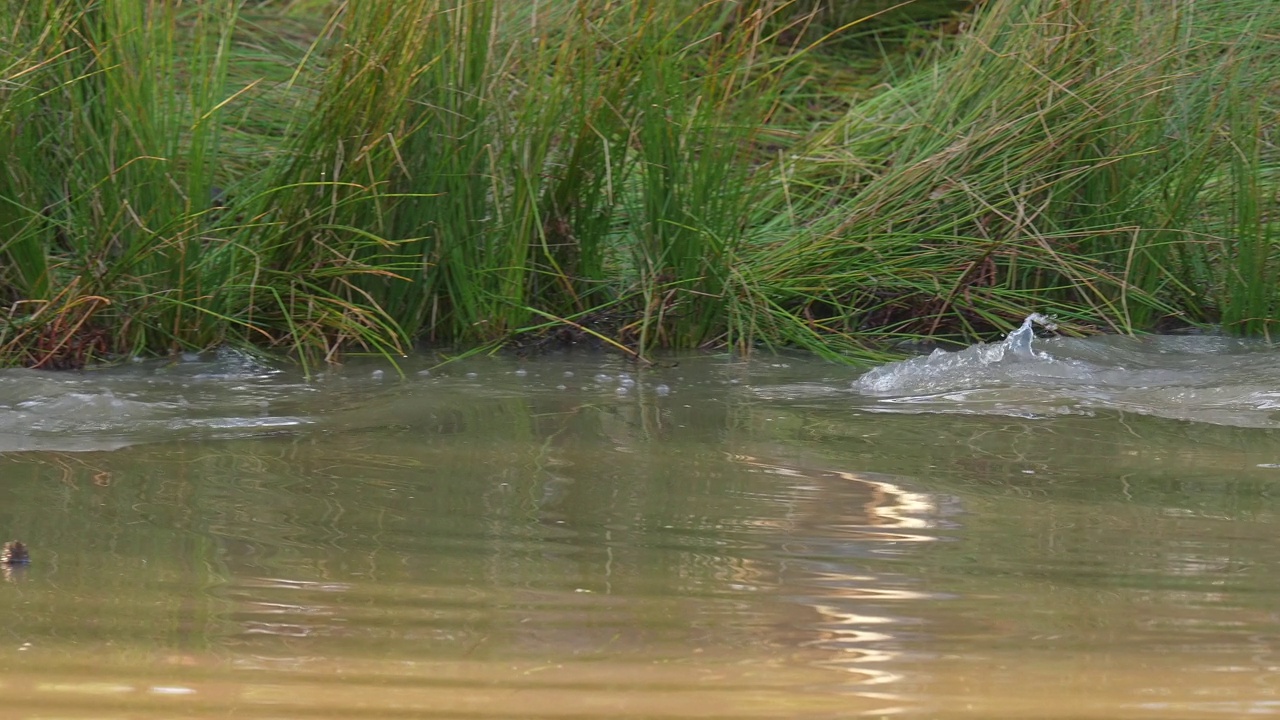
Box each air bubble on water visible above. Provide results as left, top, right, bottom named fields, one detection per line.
left=556, top=384, right=567, bottom=391
left=615, top=386, right=629, bottom=396
left=594, top=373, right=612, bottom=383
left=514, top=368, right=528, bottom=377
left=370, top=369, right=384, bottom=381
left=655, top=384, right=671, bottom=396
left=619, top=376, right=636, bottom=387
left=417, top=369, right=431, bottom=377
left=181, top=352, right=201, bottom=363
left=564, top=371, right=574, bottom=378
left=466, top=372, right=478, bottom=379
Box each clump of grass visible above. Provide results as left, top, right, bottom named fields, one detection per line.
left=246, top=0, right=796, bottom=352
left=0, top=0, right=236, bottom=360
left=0, top=0, right=410, bottom=370
left=739, top=0, right=1279, bottom=356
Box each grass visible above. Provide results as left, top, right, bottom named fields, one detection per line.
left=743, top=0, right=1280, bottom=356
left=0, top=0, right=1275, bottom=369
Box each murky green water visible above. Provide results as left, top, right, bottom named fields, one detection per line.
left=3, top=338, right=1280, bottom=718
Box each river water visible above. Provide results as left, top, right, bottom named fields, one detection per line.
left=2, top=326, right=1280, bottom=718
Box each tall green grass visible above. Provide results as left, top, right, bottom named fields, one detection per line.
left=744, top=0, right=1279, bottom=356
left=1, top=1, right=234, bottom=363
left=0, top=0, right=405, bottom=370
left=0, top=0, right=1276, bottom=369
left=254, top=0, right=791, bottom=350
left=0, top=0, right=792, bottom=366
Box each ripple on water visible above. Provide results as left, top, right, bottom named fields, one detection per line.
left=852, top=317, right=1280, bottom=428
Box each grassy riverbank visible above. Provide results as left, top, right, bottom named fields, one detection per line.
left=1, top=0, right=1276, bottom=369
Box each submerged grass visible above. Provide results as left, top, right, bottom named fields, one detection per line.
left=0, top=0, right=1276, bottom=369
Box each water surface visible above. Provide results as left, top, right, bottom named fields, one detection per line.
left=2, top=334, right=1280, bottom=718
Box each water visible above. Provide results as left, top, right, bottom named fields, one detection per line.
left=856, top=316, right=1280, bottom=428
left=1, top=336, right=1280, bottom=718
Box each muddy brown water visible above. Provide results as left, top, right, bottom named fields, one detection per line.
left=1, top=346, right=1279, bottom=718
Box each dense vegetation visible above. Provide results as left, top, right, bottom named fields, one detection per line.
left=0, top=0, right=1276, bottom=370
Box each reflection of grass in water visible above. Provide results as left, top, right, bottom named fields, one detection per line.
left=0, top=453, right=226, bottom=652
left=768, top=407, right=1280, bottom=660
left=799, top=420, right=1280, bottom=640
left=0, top=421, right=789, bottom=664
left=791, top=405, right=1280, bottom=507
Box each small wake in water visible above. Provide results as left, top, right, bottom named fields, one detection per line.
left=855, top=315, right=1280, bottom=428
left=856, top=314, right=1058, bottom=394
left=0, top=348, right=313, bottom=453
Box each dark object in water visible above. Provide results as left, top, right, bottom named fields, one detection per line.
left=1, top=541, right=29, bottom=565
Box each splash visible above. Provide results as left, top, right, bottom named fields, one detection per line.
left=851, top=317, right=1280, bottom=428
left=855, top=314, right=1058, bottom=395
left=1006, top=313, right=1058, bottom=359
left=0, top=350, right=311, bottom=453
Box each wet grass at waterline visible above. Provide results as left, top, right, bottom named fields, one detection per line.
left=0, top=0, right=1275, bottom=370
